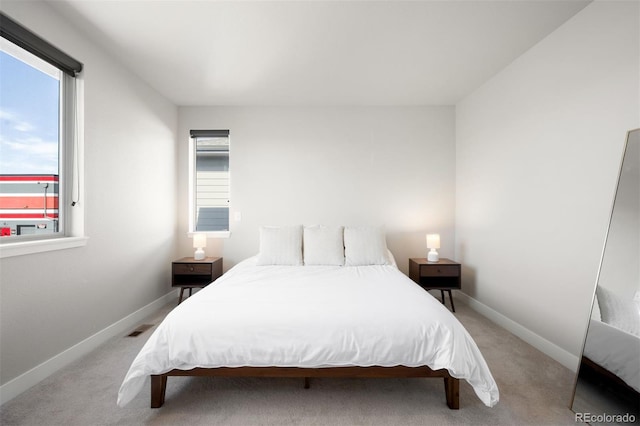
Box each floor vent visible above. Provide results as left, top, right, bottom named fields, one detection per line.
left=127, top=324, right=154, bottom=337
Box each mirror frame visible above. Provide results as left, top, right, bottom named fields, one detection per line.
left=569, top=127, right=640, bottom=409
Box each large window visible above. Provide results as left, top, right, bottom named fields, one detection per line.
left=190, top=130, right=230, bottom=233
left=0, top=13, right=82, bottom=244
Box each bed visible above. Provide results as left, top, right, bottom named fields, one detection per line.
left=581, top=319, right=640, bottom=396
left=117, top=226, right=499, bottom=409
left=581, top=286, right=640, bottom=396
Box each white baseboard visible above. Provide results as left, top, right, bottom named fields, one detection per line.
left=456, top=292, right=580, bottom=372
left=0, top=290, right=178, bottom=406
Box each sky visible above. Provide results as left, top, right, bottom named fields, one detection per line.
left=0, top=49, right=60, bottom=175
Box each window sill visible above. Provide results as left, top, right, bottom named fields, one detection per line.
left=0, top=236, right=88, bottom=259
left=188, top=231, right=230, bottom=239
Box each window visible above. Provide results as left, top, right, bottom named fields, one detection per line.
left=0, top=12, right=83, bottom=248
left=189, top=130, right=230, bottom=234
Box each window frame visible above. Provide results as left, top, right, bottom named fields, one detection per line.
left=188, top=130, right=231, bottom=238
left=0, top=13, right=86, bottom=258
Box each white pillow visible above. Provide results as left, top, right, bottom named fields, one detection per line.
left=344, top=226, right=390, bottom=266
left=303, top=225, right=345, bottom=266
left=596, top=286, right=640, bottom=337
left=256, top=225, right=303, bottom=266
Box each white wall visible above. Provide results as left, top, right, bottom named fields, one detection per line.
left=0, top=1, right=178, bottom=388
left=177, top=106, right=455, bottom=274
left=3, top=0, right=635, bottom=404
left=455, top=1, right=640, bottom=367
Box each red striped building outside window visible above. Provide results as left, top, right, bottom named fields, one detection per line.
left=0, top=175, right=59, bottom=237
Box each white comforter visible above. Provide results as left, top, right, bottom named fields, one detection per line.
left=584, top=319, right=640, bottom=392
left=117, top=258, right=499, bottom=407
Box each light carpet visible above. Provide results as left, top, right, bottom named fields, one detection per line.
left=0, top=298, right=578, bottom=425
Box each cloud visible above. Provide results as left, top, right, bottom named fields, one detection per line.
left=0, top=108, right=58, bottom=174
left=0, top=134, right=58, bottom=175
left=0, top=109, right=35, bottom=133
left=3, top=137, right=58, bottom=156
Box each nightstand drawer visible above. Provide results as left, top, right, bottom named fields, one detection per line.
left=172, top=257, right=223, bottom=304
left=409, top=258, right=461, bottom=312
left=173, top=263, right=212, bottom=275
left=421, top=265, right=459, bottom=277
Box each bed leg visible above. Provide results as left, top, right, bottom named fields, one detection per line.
left=444, top=376, right=459, bottom=409
left=151, top=375, right=167, bottom=408
left=303, top=377, right=310, bottom=389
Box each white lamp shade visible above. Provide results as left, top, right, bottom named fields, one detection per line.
left=426, top=234, right=440, bottom=249
left=193, top=234, right=207, bottom=249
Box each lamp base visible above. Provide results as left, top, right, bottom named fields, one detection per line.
left=194, top=248, right=205, bottom=261
left=427, top=249, right=439, bottom=262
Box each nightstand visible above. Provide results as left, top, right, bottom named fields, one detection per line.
left=172, top=257, right=222, bottom=304
left=408, top=258, right=461, bottom=312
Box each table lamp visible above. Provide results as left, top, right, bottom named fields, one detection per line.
left=193, top=233, right=207, bottom=260
left=426, top=234, right=440, bottom=262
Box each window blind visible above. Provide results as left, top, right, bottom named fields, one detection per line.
left=190, top=130, right=230, bottom=139
left=0, top=12, right=83, bottom=76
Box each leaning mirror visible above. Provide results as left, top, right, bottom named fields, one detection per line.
left=571, top=129, right=640, bottom=424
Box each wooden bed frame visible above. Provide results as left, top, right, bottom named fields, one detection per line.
left=579, top=356, right=639, bottom=404
left=150, top=366, right=460, bottom=409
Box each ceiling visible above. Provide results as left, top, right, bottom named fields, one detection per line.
left=45, top=0, right=591, bottom=106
